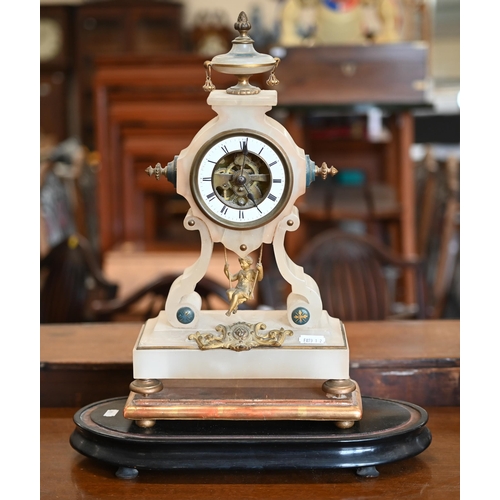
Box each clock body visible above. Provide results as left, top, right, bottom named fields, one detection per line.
left=174, top=89, right=307, bottom=257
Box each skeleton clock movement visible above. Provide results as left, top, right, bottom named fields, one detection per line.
left=71, top=12, right=431, bottom=478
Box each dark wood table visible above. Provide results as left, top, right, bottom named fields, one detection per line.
left=40, top=319, right=459, bottom=498
left=41, top=405, right=459, bottom=499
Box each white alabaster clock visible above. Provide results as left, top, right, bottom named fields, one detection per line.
left=124, top=11, right=362, bottom=429
left=71, top=12, right=432, bottom=480
left=70, top=13, right=431, bottom=479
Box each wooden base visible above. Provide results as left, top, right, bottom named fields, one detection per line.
left=70, top=396, right=431, bottom=479
left=123, top=379, right=362, bottom=426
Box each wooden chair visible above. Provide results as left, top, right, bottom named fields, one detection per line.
left=293, top=229, right=426, bottom=321
left=429, top=155, right=460, bottom=318
left=90, top=274, right=232, bottom=322
left=415, top=147, right=460, bottom=318
left=40, top=234, right=119, bottom=323
left=41, top=234, right=232, bottom=324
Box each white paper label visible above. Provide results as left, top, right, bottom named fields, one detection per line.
left=103, top=409, right=119, bottom=417
left=299, top=335, right=326, bottom=345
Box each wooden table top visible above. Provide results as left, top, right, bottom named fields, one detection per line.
left=40, top=319, right=459, bottom=368
left=40, top=405, right=459, bottom=499
left=40, top=320, right=460, bottom=496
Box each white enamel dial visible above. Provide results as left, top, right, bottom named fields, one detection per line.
left=191, top=131, right=292, bottom=229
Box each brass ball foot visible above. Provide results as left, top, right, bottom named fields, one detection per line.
left=135, top=419, right=156, bottom=429
left=335, top=420, right=355, bottom=429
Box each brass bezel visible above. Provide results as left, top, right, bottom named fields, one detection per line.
left=190, top=129, right=293, bottom=230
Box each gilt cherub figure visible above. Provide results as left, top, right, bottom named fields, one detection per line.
left=224, top=255, right=263, bottom=316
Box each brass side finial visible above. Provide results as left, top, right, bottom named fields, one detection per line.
left=315, top=162, right=338, bottom=180
left=145, top=162, right=167, bottom=180
left=234, top=11, right=251, bottom=37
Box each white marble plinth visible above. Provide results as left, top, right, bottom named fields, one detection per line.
left=132, top=310, right=351, bottom=380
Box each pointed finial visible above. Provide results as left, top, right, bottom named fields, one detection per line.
left=234, top=11, right=251, bottom=37
left=203, top=11, right=280, bottom=95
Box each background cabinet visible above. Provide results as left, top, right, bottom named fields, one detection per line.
left=75, top=0, right=184, bottom=149
left=92, top=54, right=237, bottom=253
left=40, top=5, right=73, bottom=144
left=271, top=45, right=430, bottom=304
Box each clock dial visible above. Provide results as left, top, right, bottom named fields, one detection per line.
left=191, top=131, right=292, bottom=229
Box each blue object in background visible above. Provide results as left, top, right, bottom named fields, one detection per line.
left=335, top=169, right=366, bottom=186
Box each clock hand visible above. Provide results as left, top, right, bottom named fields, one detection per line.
left=248, top=173, right=269, bottom=182
left=242, top=183, right=261, bottom=213
left=239, top=140, right=248, bottom=177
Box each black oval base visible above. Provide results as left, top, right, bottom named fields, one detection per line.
left=70, top=396, right=431, bottom=478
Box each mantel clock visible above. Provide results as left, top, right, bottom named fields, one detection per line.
left=130, top=11, right=360, bottom=426
left=70, top=12, right=431, bottom=479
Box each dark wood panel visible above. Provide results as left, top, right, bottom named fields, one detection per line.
left=351, top=366, right=459, bottom=406
left=40, top=71, right=68, bottom=144
left=41, top=365, right=459, bottom=409
left=40, top=368, right=131, bottom=408
left=75, top=1, right=185, bottom=147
